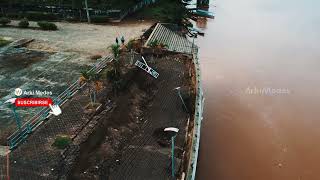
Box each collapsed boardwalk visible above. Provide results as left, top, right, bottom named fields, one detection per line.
left=110, top=59, right=191, bottom=180
left=0, top=53, right=195, bottom=179
left=0, top=23, right=201, bottom=180
left=92, top=55, right=194, bottom=179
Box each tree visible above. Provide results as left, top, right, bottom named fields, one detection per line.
left=108, top=44, right=122, bottom=96
left=110, top=44, right=121, bottom=74
left=79, top=70, right=102, bottom=104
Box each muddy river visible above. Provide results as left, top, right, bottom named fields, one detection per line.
left=195, top=0, right=320, bottom=179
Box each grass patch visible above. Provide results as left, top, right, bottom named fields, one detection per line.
left=37, top=21, right=58, bottom=31
left=52, top=135, right=71, bottom=149
left=0, top=37, right=11, bottom=47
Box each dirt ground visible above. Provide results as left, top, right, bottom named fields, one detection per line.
left=67, top=53, right=194, bottom=180
left=0, top=51, right=194, bottom=180
left=0, top=20, right=153, bottom=55
left=0, top=21, right=195, bottom=179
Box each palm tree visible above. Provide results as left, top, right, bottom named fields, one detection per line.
left=79, top=70, right=102, bottom=104
left=108, top=44, right=122, bottom=96
left=110, top=44, right=121, bottom=74
left=84, top=0, right=91, bottom=23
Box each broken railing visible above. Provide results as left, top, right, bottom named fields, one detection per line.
left=7, top=56, right=113, bottom=150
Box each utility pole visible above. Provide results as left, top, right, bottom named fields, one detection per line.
left=84, top=0, right=91, bottom=23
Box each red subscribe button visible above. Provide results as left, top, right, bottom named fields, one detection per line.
left=15, top=98, right=53, bottom=107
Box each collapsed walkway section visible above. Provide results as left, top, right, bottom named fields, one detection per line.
left=144, top=23, right=197, bottom=54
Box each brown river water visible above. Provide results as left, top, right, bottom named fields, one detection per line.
left=195, top=0, right=320, bottom=179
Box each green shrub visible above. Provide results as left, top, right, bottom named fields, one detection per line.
left=0, top=17, right=11, bottom=26
left=37, top=21, right=58, bottom=31
left=126, top=39, right=135, bottom=50
left=52, top=135, right=71, bottom=149
left=148, top=39, right=160, bottom=48
left=6, top=13, right=22, bottom=19
left=91, top=16, right=109, bottom=23
left=25, top=11, right=58, bottom=21
left=107, top=69, right=121, bottom=82
left=0, top=38, right=11, bottom=47
left=18, top=18, right=29, bottom=28
left=65, top=16, right=80, bottom=22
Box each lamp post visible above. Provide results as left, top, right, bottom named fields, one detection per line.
left=174, top=87, right=189, bottom=113
left=164, top=127, right=179, bottom=178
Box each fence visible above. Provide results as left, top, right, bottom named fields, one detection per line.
left=7, top=55, right=113, bottom=150
left=0, top=0, right=158, bottom=22
left=186, top=48, right=205, bottom=180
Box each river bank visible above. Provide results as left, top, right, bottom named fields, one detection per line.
left=0, top=15, right=200, bottom=179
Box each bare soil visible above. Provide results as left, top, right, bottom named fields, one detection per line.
left=0, top=20, right=153, bottom=55
left=67, top=53, right=194, bottom=180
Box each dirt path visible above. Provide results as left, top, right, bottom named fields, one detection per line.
left=0, top=20, right=153, bottom=55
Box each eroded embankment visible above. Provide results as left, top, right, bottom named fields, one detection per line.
left=68, top=67, right=158, bottom=179
left=60, top=54, right=195, bottom=180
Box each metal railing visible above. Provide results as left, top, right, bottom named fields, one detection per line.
left=186, top=48, right=205, bottom=180
left=7, top=56, right=113, bottom=150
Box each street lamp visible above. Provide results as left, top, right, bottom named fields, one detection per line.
left=164, top=127, right=179, bottom=178
left=4, top=98, right=22, bottom=130
left=174, top=87, right=189, bottom=113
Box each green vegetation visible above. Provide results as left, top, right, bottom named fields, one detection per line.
left=109, top=44, right=121, bottom=79
left=126, top=39, right=135, bottom=51
left=0, top=17, right=11, bottom=26
left=108, top=44, right=123, bottom=95
left=148, top=40, right=168, bottom=49
left=79, top=70, right=103, bottom=104
left=110, top=44, right=121, bottom=60
left=0, top=37, right=11, bottom=47
left=0, top=0, right=137, bottom=10
left=148, top=39, right=160, bottom=48
left=18, top=18, right=29, bottom=28
left=52, top=135, right=71, bottom=149
left=37, top=21, right=58, bottom=30
left=24, top=11, right=58, bottom=21
left=134, top=0, right=191, bottom=25
left=91, top=16, right=109, bottom=23
left=4, top=12, right=58, bottom=21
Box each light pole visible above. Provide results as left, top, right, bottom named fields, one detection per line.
left=174, top=87, right=189, bottom=113
left=164, top=127, right=179, bottom=178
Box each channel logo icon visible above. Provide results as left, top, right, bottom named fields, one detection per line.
left=15, top=88, right=23, bottom=96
